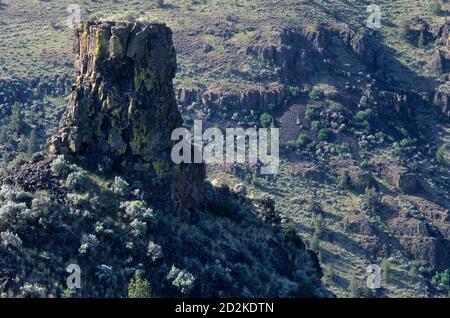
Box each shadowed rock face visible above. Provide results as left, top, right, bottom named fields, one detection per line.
left=49, top=21, right=205, bottom=210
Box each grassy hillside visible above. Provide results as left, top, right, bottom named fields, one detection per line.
left=0, top=0, right=447, bottom=86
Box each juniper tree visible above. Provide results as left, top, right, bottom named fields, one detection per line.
left=349, top=275, right=360, bottom=297
left=381, top=259, right=391, bottom=283
left=128, top=270, right=151, bottom=298
left=10, top=102, right=25, bottom=135
left=27, top=129, right=39, bottom=157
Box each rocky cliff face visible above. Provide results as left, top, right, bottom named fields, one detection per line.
left=48, top=21, right=204, bottom=210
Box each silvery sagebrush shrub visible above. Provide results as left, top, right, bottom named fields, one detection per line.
left=0, top=201, right=30, bottom=230
left=111, top=176, right=130, bottom=197
left=167, top=265, right=196, bottom=294
left=94, top=221, right=113, bottom=235
left=67, top=192, right=88, bottom=206
left=20, top=283, right=46, bottom=298
left=50, top=155, right=79, bottom=178
left=120, top=200, right=154, bottom=220
left=0, top=230, right=23, bottom=250
left=30, top=192, right=52, bottom=216
left=147, top=241, right=163, bottom=261
left=0, top=185, right=32, bottom=203
left=65, top=171, right=89, bottom=192
left=78, top=233, right=99, bottom=254
left=129, top=219, right=147, bottom=237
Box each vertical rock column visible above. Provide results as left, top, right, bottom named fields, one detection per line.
left=49, top=21, right=204, bottom=210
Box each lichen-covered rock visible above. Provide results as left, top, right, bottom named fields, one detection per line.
left=48, top=21, right=205, bottom=210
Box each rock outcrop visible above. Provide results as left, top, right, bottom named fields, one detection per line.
left=48, top=21, right=205, bottom=210
left=388, top=217, right=450, bottom=269
left=247, top=26, right=327, bottom=82
left=176, top=84, right=288, bottom=113
left=0, top=75, right=71, bottom=107
left=246, top=24, right=385, bottom=84
left=434, top=84, right=450, bottom=118
left=396, top=172, right=418, bottom=194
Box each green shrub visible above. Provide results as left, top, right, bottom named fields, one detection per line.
left=340, top=142, right=351, bottom=153
left=349, top=275, right=360, bottom=297
left=309, top=87, right=322, bottom=100
left=313, top=214, right=325, bottom=236
left=306, top=197, right=321, bottom=213
left=295, top=274, right=317, bottom=297
left=311, top=120, right=321, bottom=130
left=296, top=133, right=310, bottom=148
left=27, top=129, right=39, bottom=157
left=436, top=145, right=448, bottom=165
left=95, top=265, right=117, bottom=285
left=432, top=1, right=442, bottom=15
left=353, top=109, right=374, bottom=122
left=309, top=233, right=320, bottom=253
left=338, top=170, right=351, bottom=188
left=363, top=187, right=379, bottom=214
left=418, top=31, right=425, bottom=49
left=318, top=128, right=332, bottom=141
left=0, top=201, right=28, bottom=230
left=381, top=259, right=391, bottom=283
left=10, top=102, right=25, bottom=134
left=434, top=269, right=450, bottom=288
left=323, top=265, right=336, bottom=282
left=342, top=216, right=350, bottom=232
left=0, top=230, right=23, bottom=250
left=399, top=20, right=410, bottom=41
left=282, top=223, right=298, bottom=241
left=259, top=113, right=273, bottom=127
left=288, top=85, right=301, bottom=98
left=78, top=234, right=99, bottom=254
left=305, top=105, right=319, bottom=121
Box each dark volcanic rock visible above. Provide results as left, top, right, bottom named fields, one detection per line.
left=48, top=21, right=205, bottom=210
left=434, top=84, right=450, bottom=118
left=347, top=214, right=377, bottom=236
left=388, top=217, right=450, bottom=269
left=0, top=156, right=65, bottom=201
left=396, top=173, right=418, bottom=194
left=246, top=25, right=329, bottom=82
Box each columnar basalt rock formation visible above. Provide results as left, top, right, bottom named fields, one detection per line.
left=48, top=21, right=205, bottom=210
